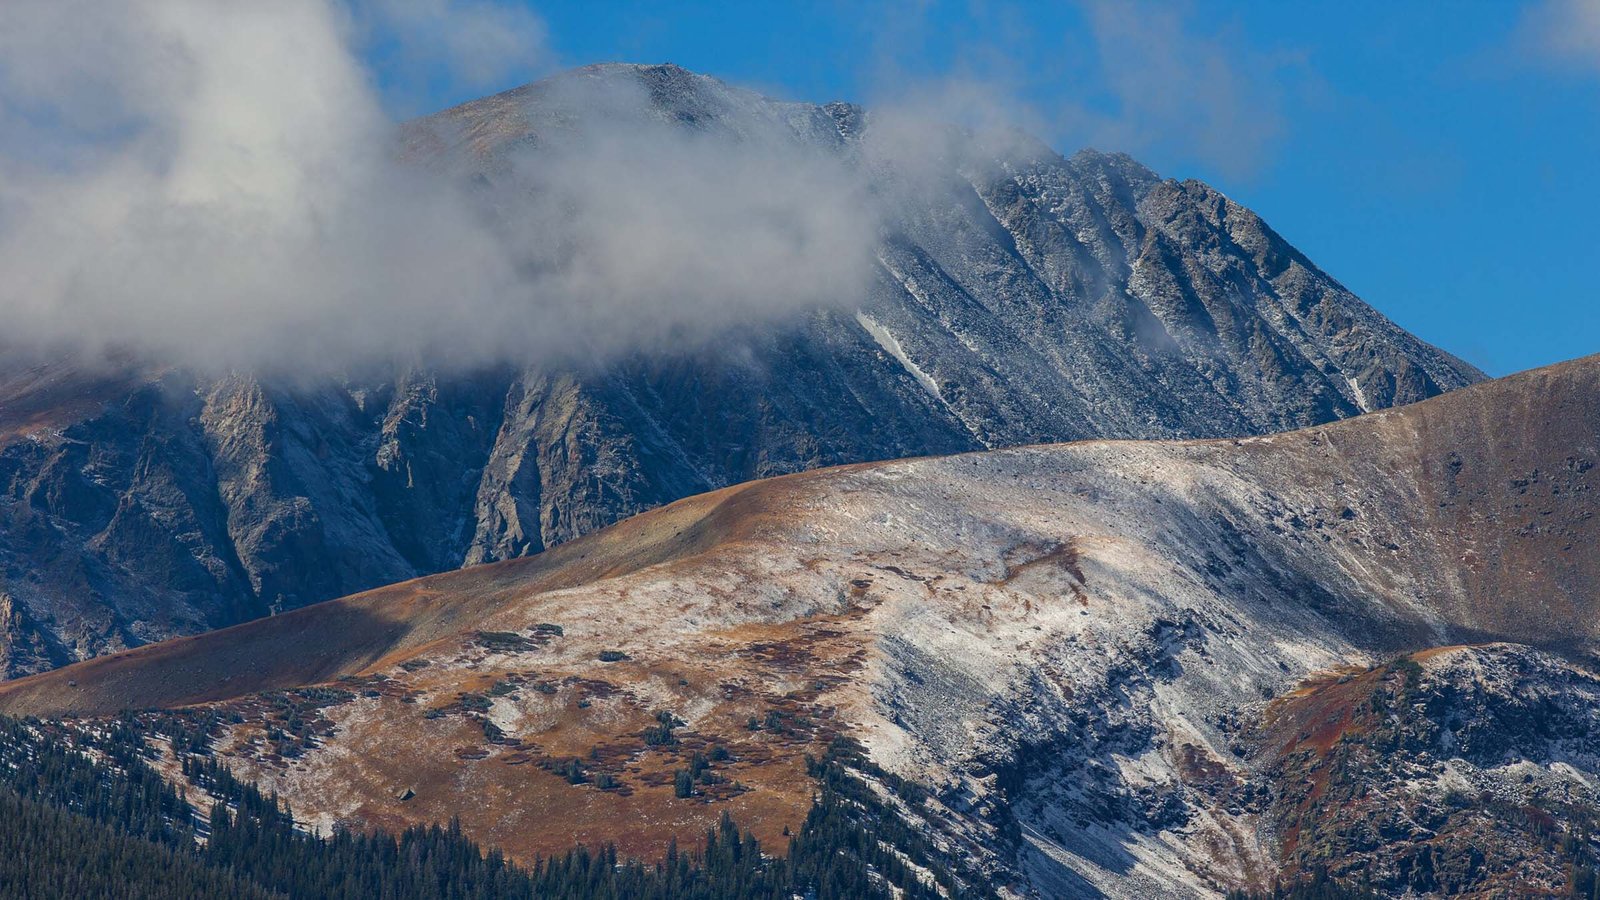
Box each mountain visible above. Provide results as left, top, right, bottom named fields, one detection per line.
left=5, top=354, right=1592, bottom=897
left=0, top=63, right=1481, bottom=677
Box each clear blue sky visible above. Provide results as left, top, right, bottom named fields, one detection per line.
left=400, top=1, right=1599, bottom=376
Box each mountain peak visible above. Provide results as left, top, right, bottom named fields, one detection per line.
left=3, top=61, right=1481, bottom=681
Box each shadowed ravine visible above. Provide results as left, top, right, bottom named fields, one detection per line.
left=0, top=354, right=1593, bottom=897
left=0, top=63, right=1482, bottom=680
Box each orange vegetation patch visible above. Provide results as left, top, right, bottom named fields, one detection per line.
left=123, top=609, right=876, bottom=867
left=1254, top=661, right=1396, bottom=858
left=0, top=455, right=884, bottom=865
left=0, top=478, right=785, bottom=718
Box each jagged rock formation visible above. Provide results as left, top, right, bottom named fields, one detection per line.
left=0, top=63, right=1481, bottom=676
left=1253, top=644, right=1600, bottom=896
left=4, top=355, right=1591, bottom=897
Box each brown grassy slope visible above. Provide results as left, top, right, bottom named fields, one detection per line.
left=1232, top=352, right=1600, bottom=649
left=0, top=353, right=1595, bottom=720
left=0, top=466, right=840, bottom=717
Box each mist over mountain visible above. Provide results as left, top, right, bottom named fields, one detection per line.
left=0, top=63, right=1483, bottom=677
left=0, top=3, right=1590, bottom=897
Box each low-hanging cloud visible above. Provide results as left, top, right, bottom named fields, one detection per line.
left=0, top=0, right=1306, bottom=379
left=353, top=0, right=550, bottom=114
left=1067, top=0, right=1290, bottom=179
left=0, top=0, right=879, bottom=377
left=858, top=0, right=1294, bottom=182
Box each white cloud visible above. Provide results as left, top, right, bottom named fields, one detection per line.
left=858, top=0, right=1293, bottom=179
left=352, top=0, right=549, bottom=111
left=1066, top=0, right=1290, bottom=178
left=1522, top=0, right=1600, bottom=71
left=0, top=0, right=1303, bottom=378
left=0, top=1, right=878, bottom=376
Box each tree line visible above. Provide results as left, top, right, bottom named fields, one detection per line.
left=0, top=716, right=990, bottom=899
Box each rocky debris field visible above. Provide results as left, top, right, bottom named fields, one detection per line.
left=0, top=63, right=1480, bottom=677
left=2, top=355, right=1593, bottom=896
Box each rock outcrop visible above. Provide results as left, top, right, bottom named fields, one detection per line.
left=0, top=64, right=1481, bottom=675
left=4, top=355, right=1591, bottom=896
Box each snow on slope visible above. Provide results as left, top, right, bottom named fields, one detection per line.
left=0, top=62, right=1485, bottom=679
left=2, top=358, right=1591, bottom=896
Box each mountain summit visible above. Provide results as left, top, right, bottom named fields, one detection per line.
left=0, top=63, right=1480, bottom=676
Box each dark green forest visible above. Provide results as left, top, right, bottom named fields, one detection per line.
left=10, top=712, right=1599, bottom=898
left=0, top=717, right=987, bottom=899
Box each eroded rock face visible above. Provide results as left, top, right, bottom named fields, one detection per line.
left=1253, top=645, right=1600, bottom=897
left=0, top=64, right=1481, bottom=676
left=0, top=358, right=1594, bottom=896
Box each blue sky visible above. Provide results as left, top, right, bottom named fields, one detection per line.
left=393, top=1, right=1598, bottom=376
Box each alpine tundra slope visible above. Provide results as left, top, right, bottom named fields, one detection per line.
left=4, top=353, right=1592, bottom=898
left=0, top=63, right=1480, bottom=677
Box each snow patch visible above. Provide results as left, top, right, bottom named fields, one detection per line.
left=1344, top=376, right=1371, bottom=413
left=856, top=310, right=946, bottom=405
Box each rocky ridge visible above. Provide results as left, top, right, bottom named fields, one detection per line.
left=3, top=354, right=1591, bottom=897
left=1251, top=643, right=1600, bottom=896
left=0, top=63, right=1481, bottom=676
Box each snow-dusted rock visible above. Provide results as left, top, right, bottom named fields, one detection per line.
left=2, top=356, right=1591, bottom=895
left=0, top=64, right=1481, bottom=676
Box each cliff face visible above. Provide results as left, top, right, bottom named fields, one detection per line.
left=2, top=356, right=1590, bottom=896
left=1253, top=644, right=1600, bottom=897
left=0, top=64, right=1481, bottom=676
